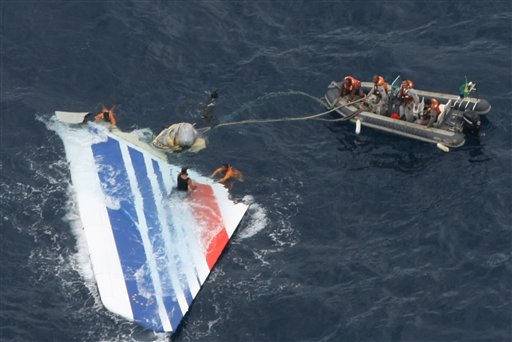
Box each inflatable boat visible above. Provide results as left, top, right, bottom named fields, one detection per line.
left=324, top=79, right=491, bottom=150
left=51, top=112, right=248, bottom=333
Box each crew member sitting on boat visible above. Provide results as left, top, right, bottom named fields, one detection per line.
left=421, top=98, right=442, bottom=127
left=366, top=75, right=389, bottom=115
left=395, top=79, right=420, bottom=122
left=339, top=76, right=364, bottom=101
left=177, top=167, right=196, bottom=192
left=211, top=163, right=243, bottom=190
left=414, top=99, right=441, bottom=127
left=82, top=106, right=117, bottom=126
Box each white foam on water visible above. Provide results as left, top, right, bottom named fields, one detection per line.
left=235, top=192, right=299, bottom=249
left=236, top=196, right=268, bottom=240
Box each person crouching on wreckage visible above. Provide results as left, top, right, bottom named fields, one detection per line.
left=82, top=105, right=118, bottom=128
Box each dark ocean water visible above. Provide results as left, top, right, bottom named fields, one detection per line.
left=1, top=1, right=511, bottom=341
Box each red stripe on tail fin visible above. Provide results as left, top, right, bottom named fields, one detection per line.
left=189, top=183, right=229, bottom=269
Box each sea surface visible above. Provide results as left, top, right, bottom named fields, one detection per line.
left=1, top=1, right=511, bottom=341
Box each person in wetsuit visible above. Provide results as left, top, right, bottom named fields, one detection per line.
left=177, top=167, right=196, bottom=192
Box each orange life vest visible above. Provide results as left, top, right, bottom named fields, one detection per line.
left=373, top=76, right=389, bottom=97
left=344, top=76, right=361, bottom=91
left=95, top=110, right=117, bottom=126
left=399, top=87, right=416, bottom=104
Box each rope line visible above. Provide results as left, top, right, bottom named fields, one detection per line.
left=223, top=90, right=320, bottom=121
left=212, top=96, right=366, bottom=129
left=312, top=108, right=364, bottom=122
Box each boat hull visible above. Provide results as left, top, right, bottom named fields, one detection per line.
left=324, top=81, right=491, bottom=148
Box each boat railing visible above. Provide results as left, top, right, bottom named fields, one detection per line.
left=436, top=99, right=452, bottom=126
left=452, top=97, right=480, bottom=112
left=472, top=98, right=479, bottom=111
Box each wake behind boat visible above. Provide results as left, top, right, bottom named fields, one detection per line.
left=324, top=76, right=491, bottom=150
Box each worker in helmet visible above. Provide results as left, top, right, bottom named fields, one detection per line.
left=424, top=98, right=442, bottom=127
left=395, top=79, right=419, bottom=122
left=366, top=75, right=390, bottom=114
left=339, top=76, right=364, bottom=101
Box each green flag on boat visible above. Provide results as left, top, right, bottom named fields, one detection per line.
left=459, top=76, right=469, bottom=98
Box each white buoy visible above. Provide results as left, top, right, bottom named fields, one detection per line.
left=355, top=119, right=361, bottom=134
left=436, top=143, right=450, bottom=153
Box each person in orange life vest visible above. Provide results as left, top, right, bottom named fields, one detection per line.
left=211, top=163, right=243, bottom=189
left=424, top=98, right=442, bottom=127
left=415, top=98, right=437, bottom=125
left=366, top=75, right=390, bottom=114
left=177, top=167, right=196, bottom=192
left=339, top=76, right=364, bottom=101
left=96, top=106, right=117, bottom=126
left=82, top=106, right=117, bottom=126
left=395, top=79, right=419, bottom=122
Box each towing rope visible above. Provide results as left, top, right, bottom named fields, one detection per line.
left=222, top=90, right=323, bottom=122
left=202, top=96, right=367, bottom=132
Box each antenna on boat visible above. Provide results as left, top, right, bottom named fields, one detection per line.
left=390, top=75, right=401, bottom=93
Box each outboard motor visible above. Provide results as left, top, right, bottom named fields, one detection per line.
left=462, top=111, right=481, bottom=135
